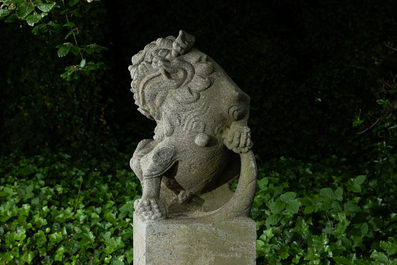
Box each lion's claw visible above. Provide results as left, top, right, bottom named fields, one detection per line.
left=134, top=197, right=167, bottom=221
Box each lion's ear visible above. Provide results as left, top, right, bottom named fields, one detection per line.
left=160, top=67, right=171, bottom=80
left=175, top=30, right=195, bottom=51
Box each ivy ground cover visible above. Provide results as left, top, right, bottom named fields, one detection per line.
left=0, top=150, right=396, bottom=264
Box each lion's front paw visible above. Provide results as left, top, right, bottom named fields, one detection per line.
left=225, top=123, right=253, bottom=153
left=134, top=197, right=167, bottom=221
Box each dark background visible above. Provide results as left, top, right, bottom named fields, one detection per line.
left=1, top=0, right=396, bottom=163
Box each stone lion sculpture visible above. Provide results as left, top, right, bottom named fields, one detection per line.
left=129, top=30, right=257, bottom=221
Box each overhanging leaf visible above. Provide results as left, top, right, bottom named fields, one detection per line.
left=70, top=46, right=80, bottom=55
left=69, top=0, right=79, bottom=7
left=0, top=8, right=11, bottom=19
left=79, top=58, right=86, bottom=68
left=16, top=3, right=35, bottom=19
left=84, top=44, right=106, bottom=54
left=26, top=13, right=42, bottom=27
left=4, top=13, right=18, bottom=22
left=63, top=22, right=75, bottom=28
left=36, top=1, right=56, bottom=12
left=57, top=43, right=72, bottom=57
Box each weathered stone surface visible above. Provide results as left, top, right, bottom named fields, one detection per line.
left=133, top=212, right=256, bottom=265
left=128, top=30, right=257, bottom=221
left=128, top=30, right=258, bottom=264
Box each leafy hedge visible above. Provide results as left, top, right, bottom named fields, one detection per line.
left=1, top=146, right=396, bottom=264
left=0, top=150, right=141, bottom=264
left=254, top=153, right=397, bottom=264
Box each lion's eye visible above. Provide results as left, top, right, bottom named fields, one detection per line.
left=229, top=106, right=247, bottom=121
left=157, top=49, right=169, bottom=58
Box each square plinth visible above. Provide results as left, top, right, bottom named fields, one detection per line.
left=133, top=213, right=256, bottom=265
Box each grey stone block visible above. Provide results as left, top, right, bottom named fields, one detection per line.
left=133, top=213, right=257, bottom=265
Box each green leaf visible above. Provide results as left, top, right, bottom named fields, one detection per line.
left=104, top=237, right=124, bottom=254
left=53, top=23, right=62, bottom=32
left=69, top=0, right=79, bottom=7
left=84, top=44, right=106, bottom=54
left=126, top=247, right=134, bottom=263
left=370, top=250, right=389, bottom=264
left=14, top=228, right=27, bottom=241
left=119, top=201, right=134, bottom=219
left=63, top=22, right=75, bottom=28
left=34, top=230, right=47, bottom=247
left=0, top=8, right=11, bottom=19
left=277, top=245, right=290, bottom=259
left=333, top=256, right=351, bottom=265
left=359, top=222, right=368, bottom=237
left=70, top=46, right=80, bottom=55
left=299, top=197, right=313, bottom=206
left=388, top=244, right=397, bottom=256
left=79, top=58, right=86, bottom=68
left=21, top=251, right=35, bottom=263
left=57, top=43, right=72, bottom=57
left=32, top=197, right=40, bottom=205
left=273, top=186, right=283, bottom=197
left=377, top=99, right=385, bottom=105
left=320, top=188, right=334, bottom=201
left=16, top=3, right=35, bottom=19
left=285, top=200, right=299, bottom=214
left=26, top=13, right=43, bottom=26
left=38, top=247, right=47, bottom=257
left=354, top=175, right=366, bottom=186
left=26, top=184, right=34, bottom=198
left=257, top=177, right=268, bottom=190
left=36, top=1, right=56, bottom=12
left=2, top=252, right=14, bottom=263
left=280, top=192, right=297, bottom=202
left=20, top=166, right=32, bottom=176
left=4, top=13, right=17, bottom=22
left=19, top=204, right=31, bottom=216
left=80, top=231, right=95, bottom=246
left=55, top=246, right=65, bottom=261
left=269, top=201, right=285, bottom=214
left=85, top=61, right=100, bottom=70
left=354, top=259, right=372, bottom=265
left=49, top=231, right=63, bottom=243
left=266, top=214, right=282, bottom=226
left=304, top=205, right=314, bottom=214
left=334, top=187, right=343, bottom=201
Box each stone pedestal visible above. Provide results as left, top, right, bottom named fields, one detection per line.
left=133, top=213, right=257, bottom=265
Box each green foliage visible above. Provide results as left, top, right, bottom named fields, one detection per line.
left=0, top=0, right=107, bottom=79
left=0, top=0, right=112, bottom=156
left=0, top=151, right=140, bottom=264
left=0, top=146, right=396, bottom=264
left=254, top=156, right=397, bottom=264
